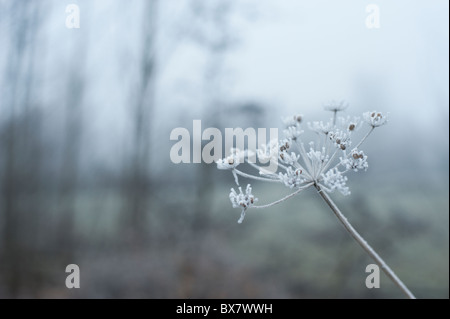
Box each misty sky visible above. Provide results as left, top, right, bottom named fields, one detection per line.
left=1, top=0, right=448, bottom=180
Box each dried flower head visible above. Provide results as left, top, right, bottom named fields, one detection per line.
left=342, top=149, right=368, bottom=172
left=229, top=184, right=258, bottom=223
left=323, top=100, right=349, bottom=112
left=217, top=103, right=387, bottom=223
left=307, top=120, right=334, bottom=135
left=363, top=111, right=389, bottom=127
left=282, top=114, right=303, bottom=127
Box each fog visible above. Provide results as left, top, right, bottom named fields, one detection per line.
left=0, top=0, right=448, bottom=298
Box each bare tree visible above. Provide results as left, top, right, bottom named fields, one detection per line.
left=122, top=0, right=159, bottom=241
left=0, top=0, right=45, bottom=296
left=190, top=0, right=239, bottom=231
left=56, top=54, right=86, bottom=258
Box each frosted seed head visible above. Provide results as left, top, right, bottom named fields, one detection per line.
left=329, top=130, right=351, bottom=150
left=308, top=120, right=333, bottom=135
left=282, top=114, right=304, bottom=127
left=229, top=184, right=258, bottom=223
left=220, top=104, right=385, bottom=224
left=321, top=168, right=350, bottom=196
left=323, top=100, right=349, bottom=112
left=279, top=151, right=300, bottom=165
left=342, top=149, right=368, bottom=172
left=364, top=111, right=388, bottom=127
left=279, top=167, right=306, bottom=188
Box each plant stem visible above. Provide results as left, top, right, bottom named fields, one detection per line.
left=233, top=169, right=282, bottom=183
left=314, top=184, right=416, bottom=299
left=354, top=126, right=374, bottom=150
left=253, top=183, right=314, bottom=209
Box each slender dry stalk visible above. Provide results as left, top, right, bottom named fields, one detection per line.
left=314, top=183, right=416, bottom=299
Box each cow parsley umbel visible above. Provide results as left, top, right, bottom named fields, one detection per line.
left=216, top=104, right=415, bottom=299
left=217, top=106, right=383, bottom=217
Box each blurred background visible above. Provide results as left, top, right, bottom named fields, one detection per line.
left=0, top=0, right=448, bottom=298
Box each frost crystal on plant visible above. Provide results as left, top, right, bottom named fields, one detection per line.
left=338, top=116, right=361, bottom=132
left=328, top=129, right=351, bottom=150
left=321, top=168, right=350, bottom=196
left=229, top=184, right=257, bottom=223
left=282, top=114, right=303, bottom=127
left=279, top=167, right=305, bottom=188
left=323, top=100, right=349, bottom=112
left=257, top=139, right=279, bottom=162
left=216, top=153, right=240, bottom=170
left=307, top=120, right=333, bottom=135
left=342, top=149, right=368, bottom=172
left=217, top=102, right=387, bottom=223
left=283, top=125, right=304, bottom=140
left=363, top=111, right=388, bottom=127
